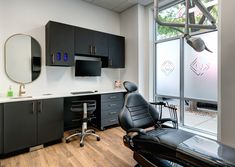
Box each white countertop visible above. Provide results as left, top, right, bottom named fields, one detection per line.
left=0, top=89, right=126, bottom=104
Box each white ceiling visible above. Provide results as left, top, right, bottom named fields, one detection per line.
left=82, top=0, right=154, bottom=13
left=82, top=0, right=181, bottom=13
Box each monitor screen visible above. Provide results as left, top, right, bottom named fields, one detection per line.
left=75, top=60, right=101, bottom=76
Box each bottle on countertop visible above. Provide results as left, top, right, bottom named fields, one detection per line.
left=7, top=85, right=13, bottom=97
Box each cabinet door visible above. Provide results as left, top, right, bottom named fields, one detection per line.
left=46, top=21, right=74, bottom=66
left=108, top=35, right=125, bottom=68
left=0, top=104, right=3, bottom=154
left=75, top=27, right=93, bottom=55
left=4, top=101, right=37, bottom=153
left=37, top=98, right=64, bottom=144
left=93, top=32, right=108, bottom=57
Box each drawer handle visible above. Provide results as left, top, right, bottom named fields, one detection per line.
left=72, top=119, right=80, bottom=122
left=110, top=96, right=117, bottom=99
left=109, top=119, right=117, bottom=122
left=32, top=102, right=35, bottom=114
left=109, top=111, right=117, bottom=115
left=51, top=54, right=55, bottom=64
left=110, top=104, right=117, bottom=107
left=38, top=101, right=42, bottom=113
left=89, top=45, right=93, bottom=54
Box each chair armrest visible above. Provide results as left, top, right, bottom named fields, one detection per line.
left=159, top=118, right=177, bottom=124
left=158, top=118, right=178, bottom=129
left=127, top=128, right=147, bottom=135
left=150, top=101, right=166, bottom=106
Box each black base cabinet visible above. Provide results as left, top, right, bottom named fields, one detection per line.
left=3, top=98, right=63, bottom=154
left=97, top=93, right=124, bottom=130
left=38, top=98, right=64, bottom=144
left=4, top=101, right=37, bottom=153
left=0, top=104, right=3, bottom=155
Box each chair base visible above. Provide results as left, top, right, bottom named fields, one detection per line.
left=65, top=129, right=100, bottom=147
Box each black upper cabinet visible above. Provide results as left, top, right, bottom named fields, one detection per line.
left=75, top=27, right=108, bottom=57
left=75, top=27, right=93, bottom=55
left=46, top=21, right=125, bottom=68
left=107, top=35, right=125, bottom=68
left=46, top=21, right=74, bottom=66
left=93, top=32, right=108, bottom=57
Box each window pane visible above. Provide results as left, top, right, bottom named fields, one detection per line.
left=157, top=2, right=185, bottom=40
left=157, top=39, right=180, bottom=97
left=184, top=31, right=218, bottom=101
left=184, top=100, right=217, bottom=134
left=157, top=97, right=180, bottom=123
left=156, top=0, right=218, bottom=40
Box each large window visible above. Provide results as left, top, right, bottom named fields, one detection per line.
left=154, top=0, right=218, bottom=135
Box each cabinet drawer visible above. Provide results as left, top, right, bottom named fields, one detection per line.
left=101, top=93, right=123, bottom=102
left=101, top=109, right=120, bottom=120
left=101, top=100, right=123, bottom=111
left=101, top=117, right=119, bottom=127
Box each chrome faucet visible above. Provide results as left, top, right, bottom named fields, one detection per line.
left=19, top=84, right=26, bottom=96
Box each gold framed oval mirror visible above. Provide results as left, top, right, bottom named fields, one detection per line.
left=4, top=34, right=41, bottom=84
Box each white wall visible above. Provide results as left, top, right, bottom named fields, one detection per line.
left=120, top=5, right=139, bottom=86
left=219, top=0, right=235, bottom=147
left=120, top=4, right=153, bottom=99
left=0, top=0, right=121, bottom=96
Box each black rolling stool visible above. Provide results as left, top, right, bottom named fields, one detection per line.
left=65, top=100, right=100, bottom=147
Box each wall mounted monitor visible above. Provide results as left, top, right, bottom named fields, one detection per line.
left=75, top=60, right=101, bottom=76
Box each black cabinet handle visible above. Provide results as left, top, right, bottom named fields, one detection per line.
left=32, top=102, right=35, bottom=114
left=93, top=46, right=96, bottom=54
left=109, top=59, right=113, bottom=67
left=51, top=54, right=55, bottom=64
left=89, top=45, right=93, bottom=54
left=38, top=101, right=42, bottom=113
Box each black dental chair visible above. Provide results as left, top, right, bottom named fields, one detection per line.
left=119, top=81, right=235, bottom=167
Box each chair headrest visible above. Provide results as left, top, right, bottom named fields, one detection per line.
left=123, top=81, right=138, bottom=92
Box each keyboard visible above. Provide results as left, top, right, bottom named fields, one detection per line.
left=70, top=90, right=98, bottom=95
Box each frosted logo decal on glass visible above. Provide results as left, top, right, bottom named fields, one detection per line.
left=184, top=31, right=218, bottom=101
left=190, top=58, right=210, bottom=76
left=161, top=60, right=175, bottom=76
left=157, top=39, right=180, bottom=97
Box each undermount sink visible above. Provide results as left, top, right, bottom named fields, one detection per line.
left=10, top=96, right=33, bottom=99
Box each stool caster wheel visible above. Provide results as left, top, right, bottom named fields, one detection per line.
left=97, top=137, right=100, bottom=141
left=66, top=140, right=70, bottom=143
left=80, top=143, right=84, bottom=147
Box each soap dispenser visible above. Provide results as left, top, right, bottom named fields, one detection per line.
left=7, top=86, right=13, bottom=97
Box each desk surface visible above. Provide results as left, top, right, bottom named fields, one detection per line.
left=0, top=89, right=126, bottom=104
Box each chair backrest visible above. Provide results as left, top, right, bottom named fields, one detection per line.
left=70, top=100, right=96, bottom=114
left=119, top=81, right=160, bottom=131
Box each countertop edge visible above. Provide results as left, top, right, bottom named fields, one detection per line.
left=0, top=89, right=126, bottom=104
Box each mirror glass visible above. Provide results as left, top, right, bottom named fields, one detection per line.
left=5, top=34, right=41, bottom=83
